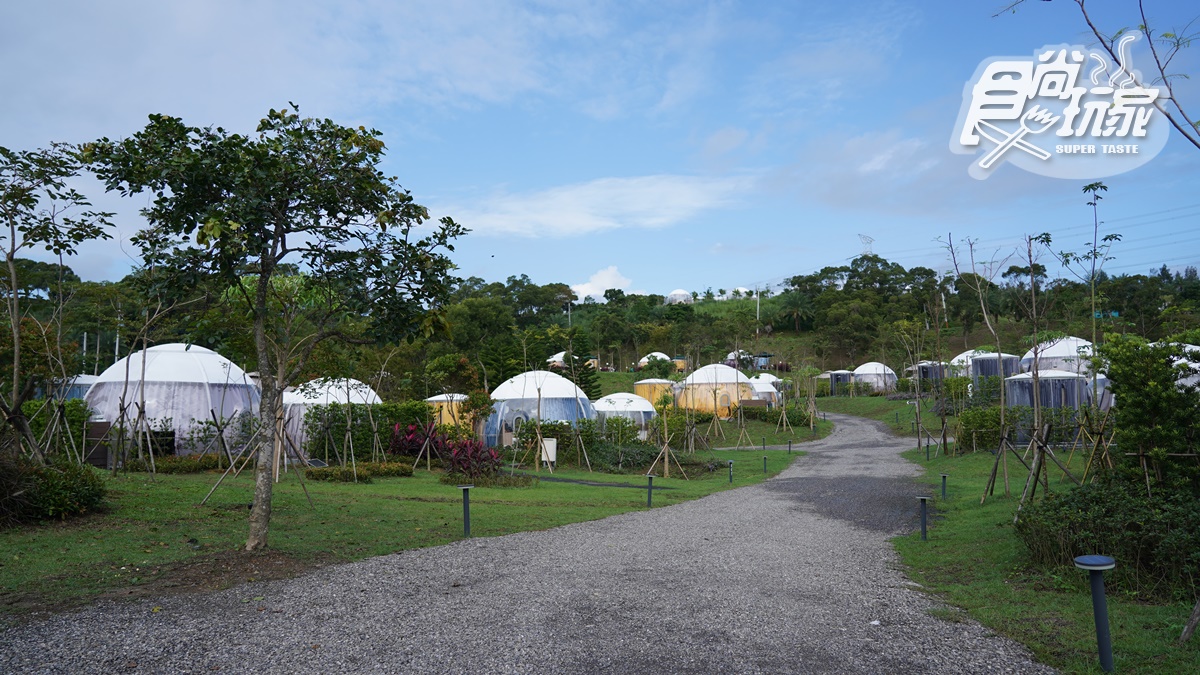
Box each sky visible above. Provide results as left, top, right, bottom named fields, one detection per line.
left=3, top=0, right=1198, bottom=300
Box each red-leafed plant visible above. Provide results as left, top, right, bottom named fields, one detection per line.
left=447, top=439, right=501, bottom=479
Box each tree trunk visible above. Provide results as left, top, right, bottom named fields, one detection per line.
left=246, top=286, right=275, bottom=551
left=1181, top=598, right=1200, bottom=643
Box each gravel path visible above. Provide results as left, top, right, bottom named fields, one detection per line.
left=1, top=413, right=1053, bottom=674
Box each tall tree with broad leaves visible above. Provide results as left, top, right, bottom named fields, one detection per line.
left=88, top=107, right=465, bottom=550
left=1, top=144, right=112, bottom=464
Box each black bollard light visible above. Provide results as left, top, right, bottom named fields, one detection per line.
left=763, top=455, right=768, bottom=474
left=940, top=474, right=948, bottom=500
left=918, top=496, right=929, bottom=541
left=1075, top=555, right=1116, bottom=672
left=646, top=474, right=653, bottom=508
left=458, top=484, right=474, bottom=538
left=788, top=440, right=792, bottom=454
left=762, top=437, right=766, bottom=452
left=728, top=460, right=734, bottom=484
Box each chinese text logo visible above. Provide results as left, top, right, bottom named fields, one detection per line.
left=951, top=34, right=1168, bottom=180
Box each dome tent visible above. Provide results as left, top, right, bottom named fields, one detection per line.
left=634, top=378, right=675, bottom=407
left=749, top=373, right=780, bottom=384
left=676, top=364, right=755, bottom=417
left=949, top=349, right=991, bottom=376
left=281, top=378, right=382, bottom=453
left=824, top=369, right=854, bottom=395
left=638, top=351, right=672, bottom=367
left=84, top=343, right=260, bottom=453
left=1004, top=369, right=1111, bottom=411
left=593, top=393, right=658, bottom=438
left=750, top=380, right=780, bottom=407
left=484, top=370, right=595, bottom=447
left=970, top=353, right=1020, bottom=381
left=852, top=362, right=897, bottom=392
left=665, top=289, right=693, bottom=305
left=54, top=374, right=99, bottom=400
left=426, top=393, right=470, bottom=426
left=1021, top=336, right=1093, bottom=375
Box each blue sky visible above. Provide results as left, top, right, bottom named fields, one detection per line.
left=3, top=1, right=1197, bottom=299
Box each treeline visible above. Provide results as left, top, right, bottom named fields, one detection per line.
left=7, top=251, right=1200, bottom=403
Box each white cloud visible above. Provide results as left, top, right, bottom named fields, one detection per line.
left=571, top=265, right=632, bottom=301
left=441, top=174, right=752, bottom=238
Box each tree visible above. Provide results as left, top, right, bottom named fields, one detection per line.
left=1, top=144, right=112, bottom=463
left=89, top=107, right=464, bottom=550
left=998, top=1, right=1200, bottom=152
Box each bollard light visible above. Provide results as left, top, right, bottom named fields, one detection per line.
left=1075, top=555, right=1116, bottom=673
left=458, top=485, right=474, bottom=538
left=762, top=437, right=766, bottom=452
left=728, top=460, right=734, bottom=484
left=918, top=496, right=930, bottom=541
left=940, top=474, right=948, bottom=500
left=788, top=440, right=792, bottom=454
left=646, top=474, right=654, bottom=508
left=763, top=456, right=768, bottom=474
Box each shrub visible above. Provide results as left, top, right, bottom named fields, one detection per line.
left=735, top=404, right=812, bottom=427
left=1016, top=479, right=1200, bottom=600
left=305, top=401, right=434, bottom=461
left=0, top=451, right=40, bottom=526
left=958, top=406, right=1002, bottom=451
left=304, top=465, right=372, bottom=482
left=584, top=440, right=661, bottom=473
left=28, top=461, right=107, bottom=521
left=447, top=439, right=501, bottom=479
left=21, top=398, right=92, bottom=459
left=355, top=461, right=413, bottom=477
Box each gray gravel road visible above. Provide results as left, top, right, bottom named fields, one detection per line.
left=1, top=413, right=1053, bottom=674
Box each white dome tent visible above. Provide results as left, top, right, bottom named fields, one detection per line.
left=282, top=378, right=382, bottom=454
left=852, top=362, right=897, bottom=392
left=638, top=351, right=672, bottom=367
left=665, top=289, right=693, bottom=305
left=1021, top=336, right=1093, bottom=375
left=676, top=363, right=756, bottom=417
left=970, top=352, right=1020, bottom=381
left=750, top=380, right=780, bottom=407
left=84, top=343, right=260, bottom=454
left=949, top=349, right=991, bottom=376
left=484, top=370, right=595, bottom=447
left=593, top=393, right=658, bottom=439
left=749, top=373, right=780, bottom=385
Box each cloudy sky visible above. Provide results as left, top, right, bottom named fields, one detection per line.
left=3, top=1, right=1198, bottom=299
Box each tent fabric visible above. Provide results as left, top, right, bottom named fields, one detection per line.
left=426, top=393, right=469, bottom=426
left=593, top=393, right=658, bottom=430
left=665, top=289, right=693, bottom=305
left=485, top=370, right=595, bottom=447
left=84, top=343, right=260, bottom=452
left=749, top=373, right=780, bottom=384
left=970, top=353, right=1020, bottom=380
left=750, top=381, right=780, bottom=406
left=1004, top=369, right=1112, bottom=410
left=491, top=370, right=588, bottom=400
left=282, top=378, right=382, bottom=453
left=55, top=374, right=99, bottom=400
left=633, top=378, right=675, bottom=406
left=677, top=364, right=755, bottom=416
left=638, top=351, right=672, bottom=366
left=852, top=362, right=897, bottom=392
left=1021, top=336, right=1093, bottom=374
left=545, top=351, right=567, bottom=366
left=949, top=349, right=993, bottom=375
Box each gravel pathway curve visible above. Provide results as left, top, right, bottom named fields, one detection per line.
left=1, top=413, right=1054, bottom=674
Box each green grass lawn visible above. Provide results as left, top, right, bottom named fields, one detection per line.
left=1, top=447, right=802, bottom=615
left=597, top=371, right=639, bottom=396
left=896, top=446, right=1200, bottom=674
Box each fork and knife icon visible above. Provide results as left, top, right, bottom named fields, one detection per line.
left=974, top=105, right=1060, bottom=169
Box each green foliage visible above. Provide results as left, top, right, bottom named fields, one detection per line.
left=446, top=439, right=500, bottom=479
left=735, top=404, right=812, bottom=427
left=304, top=465, right=372, bottom=483
left=600, top=416, right=639, bottom=446
left=1097, top=335, right=1200, bottom=490
left=584, top=440, right=661, bottom=473
left=20, top=398, right=92, bottom=459
left=437, top=473, right=537, bottom=488
left=356, top=461, right=413, bottom=478
left=305, top=401, right=433, bottom=461
left=639, top=357, right=675, bottom=380
left=958, top=406, right=1002, bottom=450
left=21, top=461, right=106, bottom=522
left=1016, top=480, right=1200, bottom=600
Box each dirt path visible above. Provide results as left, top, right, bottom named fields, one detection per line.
left=0, top=413, right=1053, bottom=674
